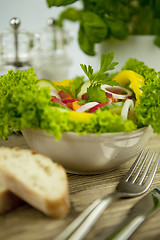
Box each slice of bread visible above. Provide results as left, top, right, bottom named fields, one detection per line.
left=0, top=147, right=70, bottom=218
left=0, top=183, right=24, bottom=214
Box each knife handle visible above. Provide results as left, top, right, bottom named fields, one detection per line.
left=55, top=192, right=120, bottom=240
left=102, top=215, right=145, bottom=240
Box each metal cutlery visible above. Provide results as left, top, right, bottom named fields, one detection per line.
left=55, top=149, right=160, bottom=240
left=96, top=186, right=160, bottom=240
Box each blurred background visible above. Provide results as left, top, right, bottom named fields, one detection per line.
left=0, top=0, right=101, bottom=79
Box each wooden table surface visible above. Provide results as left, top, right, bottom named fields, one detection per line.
left=0, top=133, right=160, bottom=240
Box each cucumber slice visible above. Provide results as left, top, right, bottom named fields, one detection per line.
left=36, top=79, right=58, bottom=92
left=77, top=80, right=90, bottom=99
left=109, top=106, right=123, bottom=115
left=101, top=102, right=123, bottom=115
left=51, top=106, right=69, bottom=112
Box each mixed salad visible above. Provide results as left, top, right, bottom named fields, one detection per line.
left=39, top=70, right=137, bottom=120
left=0, top=52, right=160, bottom=140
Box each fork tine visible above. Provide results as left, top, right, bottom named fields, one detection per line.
left=143, top=151, right=160, bottom=188
left=123, top=149, right=144, bottom=182
left=130, top=149, right=150, bottom=183
left=138, top=151, right=156, bottom=185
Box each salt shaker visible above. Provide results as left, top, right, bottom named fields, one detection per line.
left=31, top=17, right=72, bottom=81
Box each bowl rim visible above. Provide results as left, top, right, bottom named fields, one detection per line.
left=23, top=125, right=151, bottom=141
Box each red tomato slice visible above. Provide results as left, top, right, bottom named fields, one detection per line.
left=59, top=90, right=73, bottom=100
left=51, top=96, right=67, bottom=107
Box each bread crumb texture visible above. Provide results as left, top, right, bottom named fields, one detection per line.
left=0, top=147, right=70, bottom=218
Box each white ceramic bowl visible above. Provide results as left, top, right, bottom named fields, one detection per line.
left=22, top=126, right=152, bottom=174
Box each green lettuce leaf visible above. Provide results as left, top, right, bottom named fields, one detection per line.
left=123, top=58, right=160, bottom=133
left=0, top=69, right=62, bottom=140
left=61, top=110, right=136, bottom=134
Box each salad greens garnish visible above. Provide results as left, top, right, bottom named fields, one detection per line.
left=55, top=52, right=118, bottom=103
left=55, top=52, right=118, bottom=104
left=80, top=52, right=118, bottom=102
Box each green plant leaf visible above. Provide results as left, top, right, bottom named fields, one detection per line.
left=80, top=52, right=118, bottom=84
left=46, top=0, right=78, bottom=7
left=152, top=18, right=160, bottom=35
left=54, top=76, right=84, bottom=99
left=100, top=52, right=118, bottom=72
left=154, top=35, right=160, bottom=48
left=81, top=11, right=108, bottom=43
left=106, top=17, right=128, bottom=40
left=47, top=0, right=160, bottom=54
left=55, top=85, right=74, bottom=98
left=69, top=76, right=84, bottom=98
left=80, top=53, right=119, bottom=102
left=80, top=64, right=93, bottom=79
left=86, top=85, right=107, bottom=103
left=131, top=5, right=153, bottom=34
left=59, top=7, right=82, bottom=25
left=78, top=23, right=95, bottom=55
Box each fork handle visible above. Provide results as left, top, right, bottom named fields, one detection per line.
left=55, top=192, right=120, bottom=240
left=100, top=215, right=145, bottom=240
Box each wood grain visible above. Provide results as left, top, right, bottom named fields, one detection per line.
left=0, top=133, right=160, bottom=240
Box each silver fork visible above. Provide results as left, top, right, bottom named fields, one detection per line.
left=55, top=149, right=160, bottom=240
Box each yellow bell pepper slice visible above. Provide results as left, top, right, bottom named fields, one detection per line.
left=52, top=79, right=74, bottom=90
left=68, top=111, right=95, bottom=123
left=113, top=70, right=145, bottom=104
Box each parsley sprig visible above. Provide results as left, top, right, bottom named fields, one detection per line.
left=80, top=52, right=118, bottom=102
left=54, top=52, right=118, bottom=103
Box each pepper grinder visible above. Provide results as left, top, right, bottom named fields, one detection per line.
left=10, top=17, right=22, bottom=67
left=0, top=17, right=33, bottom=74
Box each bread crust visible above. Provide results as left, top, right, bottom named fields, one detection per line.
left=0, top=147, right=70, bottom=218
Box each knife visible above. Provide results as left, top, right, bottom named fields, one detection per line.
left=96, top=186, right=160, bottom=240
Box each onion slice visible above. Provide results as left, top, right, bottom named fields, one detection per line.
left=101, top=84, right=132, bottom=100
left=121, top=99, right=134, bottom=121
left=50, top=89, right=61, bottom=100
left=76, top=102, right=99, bottom=112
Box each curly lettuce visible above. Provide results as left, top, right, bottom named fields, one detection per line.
left=123, top=59, right=160, bottom=133
left=0, top=69, right=62, bottom=140
left=0, top=68, right=136, bottom=140
left=61, top=110, right=136, bottom=134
